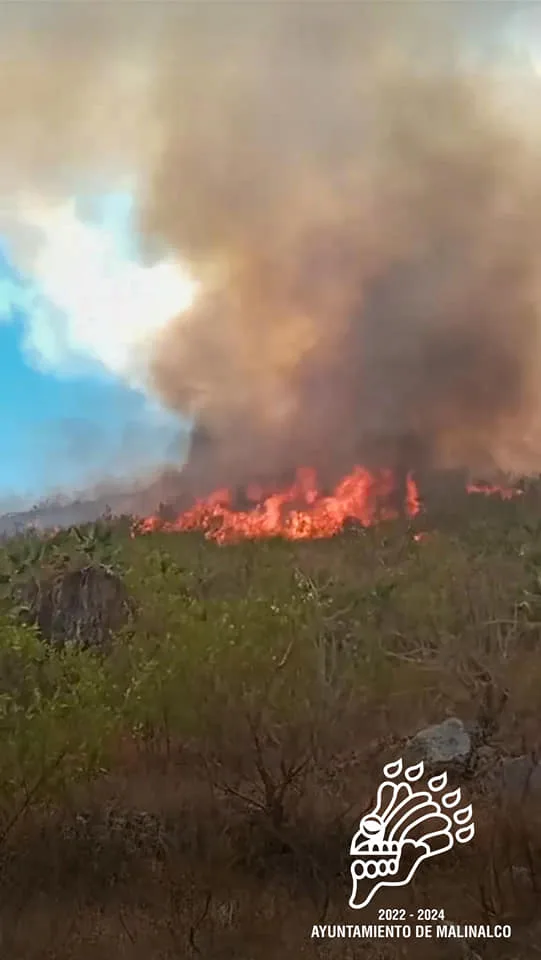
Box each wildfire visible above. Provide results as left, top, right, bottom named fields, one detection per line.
left=138, top=466, right=421, bottom=544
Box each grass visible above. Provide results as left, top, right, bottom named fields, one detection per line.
left=1, top=489, right=541, bottom=956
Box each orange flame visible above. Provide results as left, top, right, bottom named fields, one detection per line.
left=138, top=466, right=421, bottom=543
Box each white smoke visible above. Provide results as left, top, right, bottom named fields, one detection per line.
left=0, top=191, right=198, bottom=390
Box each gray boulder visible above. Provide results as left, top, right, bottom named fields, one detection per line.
left=405, top=717, right=473, bottom=771
left=17, top=563, right=133, bottom=651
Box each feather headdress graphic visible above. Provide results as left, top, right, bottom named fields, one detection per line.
left=349, top=758, right=475, bottom=909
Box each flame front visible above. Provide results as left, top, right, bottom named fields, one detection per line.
left=138, top=466, right=421, bottom=543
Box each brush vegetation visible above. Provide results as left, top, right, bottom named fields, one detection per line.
left=1, top=491, right=541, bottom=957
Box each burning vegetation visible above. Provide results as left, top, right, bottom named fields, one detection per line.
left=138, top=466, right=422, bottom=543
left=134, top=465, right=528, bottom=544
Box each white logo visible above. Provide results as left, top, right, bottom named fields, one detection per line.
left=349, top=758, right=475, bottom=909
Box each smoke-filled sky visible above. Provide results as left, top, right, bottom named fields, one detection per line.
left=2, top=1, right=541, bottom=505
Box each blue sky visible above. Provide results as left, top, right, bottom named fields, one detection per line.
left=0, top=206, right=188, bottom=508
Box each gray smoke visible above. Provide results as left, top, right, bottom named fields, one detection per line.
left=1, top=2, right=541, bottom=505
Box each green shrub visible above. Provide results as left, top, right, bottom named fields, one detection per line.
left=0, top=614, right=120, bottom=833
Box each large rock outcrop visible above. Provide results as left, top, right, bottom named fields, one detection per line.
left=17, top=563, right=133, bottom=651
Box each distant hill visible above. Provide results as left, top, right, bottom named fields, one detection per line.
left=0, top=468, right=191, bottom=537
left=0, top=496, right=127, bottom=537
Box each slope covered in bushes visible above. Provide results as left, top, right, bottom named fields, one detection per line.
left=0, top=492, right=541, bottom=957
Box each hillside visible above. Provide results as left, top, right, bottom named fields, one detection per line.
left=0, top=491, right=540, bottom=958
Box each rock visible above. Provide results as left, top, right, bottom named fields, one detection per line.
left=500, top=756, right=541, bottom=801
left=17, top=563, right=133, bottom=651
left=405, top=717, right=473, bottom=772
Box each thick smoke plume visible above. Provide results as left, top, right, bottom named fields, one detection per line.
left=2, top=2, right=541, bottom=502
